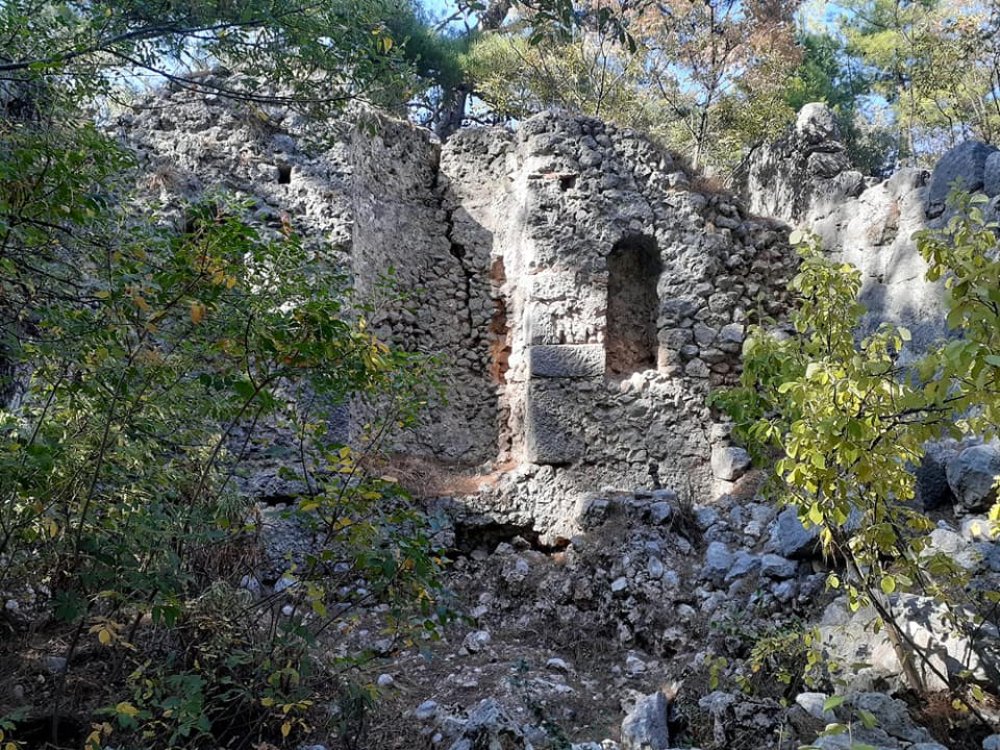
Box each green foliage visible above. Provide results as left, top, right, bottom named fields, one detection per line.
left=0, top=153, right=444, bottom=742
left=707, top=611, right=825, bottom=698
left=0, top=5, right=449, bottom=742
left=838, top=0, right=1000, bottom=164
left=464, top=32, right=667, bottom=137
left=0, top=0, right=414, bottom=116
left=712, top=198, right=1000, bottom=701
left=712, top=235, right=938, bottom=613
left=390, top=3, right=470, bottom=93
left=915, top=191, right=1000, bottom=435
left=784, top=34, right=859, bottom=115
left=781, top=32, right=895, bottom=176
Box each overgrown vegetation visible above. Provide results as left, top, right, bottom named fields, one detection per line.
left=0, top=2, right=460, bottom=747
left=711, top=194, right=1000, bottom=730
left=403, top=0, right=1000, bottom=176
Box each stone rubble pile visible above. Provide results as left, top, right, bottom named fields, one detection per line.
left=287, top=483, right=999, bottom=749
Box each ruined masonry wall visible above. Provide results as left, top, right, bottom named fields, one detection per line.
left=349, top=116, right=503, bottom=465
left=121, top=85, right=798, bottom=536
left=352, top=112, right=796, bottom=534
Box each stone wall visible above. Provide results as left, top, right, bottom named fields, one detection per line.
left=349, top=115, right=507, bottom=465
left=120, top=76, right=358, bottom=499
left=119, top=84, right=799, bottom=538
left=122, top=72, right=355, bottom=254
left=352, top=111, right=796, bottom=538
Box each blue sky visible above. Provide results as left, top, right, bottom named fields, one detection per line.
left=420, top=0, right=460, bottom=21
left=420, top=0, right=482, bottom=31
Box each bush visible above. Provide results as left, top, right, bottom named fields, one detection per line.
left=712, top=207, right=1000, bottom=718
left=0, top=114, right=445, bottom=748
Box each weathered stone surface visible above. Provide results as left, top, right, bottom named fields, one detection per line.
left=760, top=553, right=797, bottom=580
left=703, top=541, right=733, bottom=585
left=462, top=629, right=492, bottom=653
left=926, top=140, right=998, bottom=217
left=344, top=109, right=800, bottom=539
left=794, top=692, right=835, bottom=722
left=711, top=445, right=751, bottom=481
left=620, top=692, right=670, bottom=750
left=124, top=89, right=799, bottom=538
left=648, top=501, right=672, bottom=524
left=850, top=693, right=934, bottom=745
left=766, top=507, right=819, bottom=560
left=917, top=441, right=960, bottom=510
left=921, top=527, right=985, bottom=571
left=528, top=344, right=606, bottom=379
left=946, top=443, right=1000, bottom=513
left=741, top=103, right=951, bottom=353
left=836, top=168, right=948, bottom=349
left=741, top=102, right=863, bottom=226
left=443, top=699, right=531, bottom=750
left=798, top=692, right=940, bottom=750
left=725, top=551, right=760, bottom=582
left=524, top=382, right=585, bottom=465
left=797, top=102, right=841, bottom=143
left=985, top=151, right=1000, bottom=198
left=820, top=594, right=1000, bottom=692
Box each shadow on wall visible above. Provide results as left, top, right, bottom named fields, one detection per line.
left=606, top=234, right=662, bottom=378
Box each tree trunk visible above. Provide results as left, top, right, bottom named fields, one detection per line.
left=435, top=85, right=469, bottom=140
left=434, top=0, right=512, bottom=140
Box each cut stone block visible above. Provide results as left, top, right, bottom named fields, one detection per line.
left=524, top=382, right=584, bottom=464
left=528, top=344, right=605, bottom=379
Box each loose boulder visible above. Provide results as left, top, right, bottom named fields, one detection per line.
left=820, top=594, right=1000, bottom=692
left=985, top=151, right=1000, bottom=198
left=442, top=699, right=532, bottom=750
left=916, top=442, right=959, bottom=510
left=766, top=507, right=819, bottom=560
left=946, top=444, right=1000, bottom=514
left=711, top=445, right=751, bottom=482
left=926, top=140, right=998, bottom=217
left=620, top=691, right=670, bottom=750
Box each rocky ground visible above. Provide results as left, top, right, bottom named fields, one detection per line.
left=248, top=458, right=1000, bottom=750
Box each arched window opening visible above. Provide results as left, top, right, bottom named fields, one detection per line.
left=605, top=235, right=661, bottom=376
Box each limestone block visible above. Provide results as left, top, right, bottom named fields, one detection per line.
left=947, top=443, right=1000, bottom=513
left=620, top=691, right=670, bottom=750
left=796, top=102, right=841, bottom=143
left=524, top=382, right=584, bottom=465
left=528, top=345, right=605, bottom=379
left=711, top=445, right=751, bottom=480
left=820, top=594, right=1000, bottom=693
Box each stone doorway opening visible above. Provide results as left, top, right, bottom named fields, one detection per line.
left=605, top=235, right=661, bottom=376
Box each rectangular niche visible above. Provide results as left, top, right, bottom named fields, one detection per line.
left=605, top=234, right=661, bottom=376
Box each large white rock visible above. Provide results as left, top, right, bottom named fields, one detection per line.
left=820, top=594, right=1000, bottom=692
left=620, top=692, right=670, bottom=750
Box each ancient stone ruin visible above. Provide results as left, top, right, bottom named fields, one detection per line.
left=118, top=81, right=1000, bottom=545
left=16, top=74, right=1000, bottom=750
left=350, top=111, right=795, bottom=536
left=122, top=84, right=799, bottom=539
